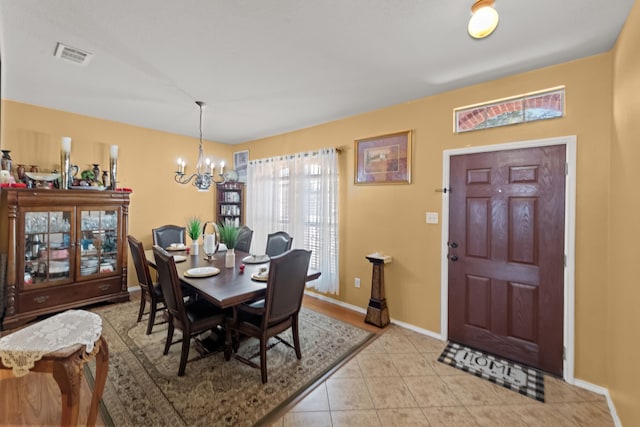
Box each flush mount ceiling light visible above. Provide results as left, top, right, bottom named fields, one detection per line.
left=174, top=101, right=226, bottom=191
left=468, top=0, right=499, bottom=39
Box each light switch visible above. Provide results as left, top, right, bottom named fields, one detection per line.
left=426, top=212, right=439, bottom=224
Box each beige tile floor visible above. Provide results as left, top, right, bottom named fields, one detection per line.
left=271, top=325, right=615, bottom=427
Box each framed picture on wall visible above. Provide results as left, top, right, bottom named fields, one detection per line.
left=354, top=130, right=412, bottom=184
left=233, top=150, right=249, bottom=183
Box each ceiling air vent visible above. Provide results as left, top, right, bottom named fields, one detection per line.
left=53, top=42, right=93, bottom=65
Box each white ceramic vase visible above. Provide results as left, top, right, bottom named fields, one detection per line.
left=191, top=241, right=199, bottom=255
left=225, top=248, right=235, bottom=268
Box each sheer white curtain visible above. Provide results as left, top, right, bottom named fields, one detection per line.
left=246, top=148, right=339, bottom=294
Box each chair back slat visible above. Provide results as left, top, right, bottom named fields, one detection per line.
left=264, top=249, right=311, bottom=324
left=265, top=231, right=293, bottom=257
left=235, top=225, right=253, bottom=252
left=152, top=245, right=186, bottom=324
left=127, top=235, right=153, bottom=293
left=152, top=225, right=186, bottom=249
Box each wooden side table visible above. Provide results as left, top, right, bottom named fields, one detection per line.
left=0, top=310, right=108, bottom=426
left=365, top=253, right=392, bottom=328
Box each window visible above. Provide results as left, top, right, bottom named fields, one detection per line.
left=246, top=148, right=339, bottom=294
left=454, top=87, right=565, bottom=133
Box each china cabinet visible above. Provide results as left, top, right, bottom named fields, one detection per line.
left=0, top=188, right=130, bottom=330
left=216, top=182, right=244, bottom=227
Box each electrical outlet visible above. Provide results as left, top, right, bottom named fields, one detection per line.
left=354, top=277, right=361, bottom=288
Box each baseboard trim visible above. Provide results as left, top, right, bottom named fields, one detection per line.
left=304, top=290, right=620, bottom=426
left=572, top=379, right=621, bottom=427
left=303, top=291, right=442, bottom=341
left=304, top=291, right=366, bottom=314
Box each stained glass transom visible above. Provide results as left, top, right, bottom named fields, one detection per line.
left=455, top=87, right=564, bottom=133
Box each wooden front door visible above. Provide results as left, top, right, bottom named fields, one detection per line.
left=448, top=145, right=565, bottom=375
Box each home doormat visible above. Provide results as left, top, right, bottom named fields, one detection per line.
left=438, top=341, right=545, bottom=402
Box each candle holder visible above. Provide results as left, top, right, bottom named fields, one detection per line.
left=202, top=221, right=220, bottom=261
left=109, top=157, right=117, bottom=190
left=60, top=151, right=71, bottom=189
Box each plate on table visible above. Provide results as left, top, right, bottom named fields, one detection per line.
left=166, top=244, right=187, bottom=251
left=251, top=268, right=269, bottom=282
left=49, top=261, right=70, bottom=274
left=173, top=255, right=187, bottom=263
left=69, top=185, right=106, bottom=191
left=25, top=172, right=61, bottom=182
left=184, top=267, right=220, bottom=278
left=242, top=254, right=270, bottom=264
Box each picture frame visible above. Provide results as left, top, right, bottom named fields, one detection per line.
left=354, top=130, right=412, bottom=184
left=233, top=150, right=249, bottom=183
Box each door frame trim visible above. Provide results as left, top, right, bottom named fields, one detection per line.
left=440, top=135, right=577, bottom=382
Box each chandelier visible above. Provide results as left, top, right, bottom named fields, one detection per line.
left=174, top=101, right=225, bottom=191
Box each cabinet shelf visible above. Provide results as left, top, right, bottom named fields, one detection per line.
left=216, top=182, right=245, bottom=227
left=0, top=188, right=130, bottom=330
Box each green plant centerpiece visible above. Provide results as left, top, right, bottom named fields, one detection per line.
left=219, top=222, right=239, bottom=268
left=186, top=217, right=202, bottom=242
left=218, top=222, right=239, bottom=250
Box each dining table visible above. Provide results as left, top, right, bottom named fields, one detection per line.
left=145, top=248, right=320, bottom=355
left=144, top=248, right=321, bottom=309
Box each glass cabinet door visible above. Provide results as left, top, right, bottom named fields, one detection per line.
left=78, top=209, right=119, bottom=278
left=23, top=210, right=73, bottom=288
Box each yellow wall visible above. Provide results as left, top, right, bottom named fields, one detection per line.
left=0, top=100, right=235, bottom=271
left=2, top=29, right=637, bottom=424
left=609, top=0, right=640, bottom=424
left=241, top=54, right=613, bottom=387
left=2, top=55, right=613, bottom=379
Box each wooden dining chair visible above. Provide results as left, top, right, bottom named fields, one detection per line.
left=228, top=249, right=311, bottom=383
left=127, top=235, right=166, bottom=335
left=265, top=231, right=293, bottom=257
left=152, top=224, right=186, bottom=249
left=235, top=225, right=254, bottom=252
left=152, top=245, right=229, bottom=376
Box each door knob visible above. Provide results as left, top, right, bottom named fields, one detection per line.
left=449, top=255, right=459, bottom=262
left=449, top=242, right=459, bottom=248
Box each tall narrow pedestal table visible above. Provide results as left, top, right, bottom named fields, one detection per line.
left=364, top=253, right=392, bottom=328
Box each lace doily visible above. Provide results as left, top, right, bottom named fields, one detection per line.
left=0, top=310, right=102, bottom=377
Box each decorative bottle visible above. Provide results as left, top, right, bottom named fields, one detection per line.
left=92, top=164, right=100, bottom=183
left=1, top=150, right=12, bottom=173
left=17, top=164, right=26, bottom=182
left=225, top=248, right=235, bottom=268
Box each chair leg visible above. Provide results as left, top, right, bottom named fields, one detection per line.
left=137, top=298, right=146, bottom=322
left=164, top=320, right=174, bottom=355
left=178, top=333, right=190, bottom=376
left=260, top=335, right=268, bottom=383
left=146, top=303, right=156, bottom=335
left=292, top=314, right=302, bottom=360
left=224, top=323, right=232, bottom=361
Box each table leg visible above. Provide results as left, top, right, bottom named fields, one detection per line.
left=227, top=307, right=239, bottom=357
left=51, top=354, right=83, bottom=426
left=87, top=335, right=109, bottom=426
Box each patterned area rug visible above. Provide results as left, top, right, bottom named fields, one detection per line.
left=438, top=341, right=545, bottom=402
left=88, top=301, right=374, bottom=426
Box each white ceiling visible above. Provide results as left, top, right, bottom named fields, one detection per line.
left=0, top=0, right=635, bottom=144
